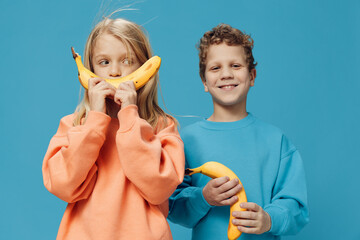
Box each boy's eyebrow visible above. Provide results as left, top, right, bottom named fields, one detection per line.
left=207, top=60, right=245, bottom=65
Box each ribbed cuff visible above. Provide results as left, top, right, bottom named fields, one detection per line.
left=264, top=205, right=289, bottom=236
left=84, top=111, right=111, bottom=139
left=118, top=104, right=139, bottom=132
left=190, top=187, right=212, bottom=216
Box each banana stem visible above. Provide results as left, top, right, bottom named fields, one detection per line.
left=185, top=167, right=202, bottom=176
left=71, top=47, right=78, bottom=59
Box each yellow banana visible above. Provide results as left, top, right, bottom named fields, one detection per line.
left=186, top=161, right=247, bottom=240
left=71, top=47, right=161, bottom=90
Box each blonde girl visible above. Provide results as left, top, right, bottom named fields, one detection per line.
left=42, top=17, right=185, bottom=240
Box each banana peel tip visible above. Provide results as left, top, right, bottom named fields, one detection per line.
left=185, top=169, right=193, bottom=175
left=71, top=47, right=77, bottom=59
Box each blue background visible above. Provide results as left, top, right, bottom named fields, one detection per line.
left=1, top=0, right=359, bottom=239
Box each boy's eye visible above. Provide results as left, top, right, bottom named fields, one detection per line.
left=210, top=66, right=220, bottom=71
left=232, top=64, right=242, bottom=68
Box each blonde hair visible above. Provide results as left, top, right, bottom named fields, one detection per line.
left=73, top=18, right=175, bottom=128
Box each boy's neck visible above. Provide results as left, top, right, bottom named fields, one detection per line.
left=208, top=101, right=248, bottom=122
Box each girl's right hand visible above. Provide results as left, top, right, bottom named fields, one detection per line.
left=88, top=78, right=116, bottom=113
left=202, top=177, right=242, bottom=206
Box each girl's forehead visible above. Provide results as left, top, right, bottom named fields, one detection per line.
left=93, top=33, right=133, bottom=56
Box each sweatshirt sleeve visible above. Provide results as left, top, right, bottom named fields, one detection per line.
left=42, top=111, right=111, bottom=203
left=168, top=161, right=212, bottom=228
left=116, top=105, right=185, bottom=205
left=264, top=135, right=309, bottom=236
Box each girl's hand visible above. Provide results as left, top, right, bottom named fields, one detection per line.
left=232, top=202, right=271, bottom=234
left=114, top=81, right=137, bottom=109
left=202, top=177, right=242, bottom=206
left=88, top=78, right=116, bottom=113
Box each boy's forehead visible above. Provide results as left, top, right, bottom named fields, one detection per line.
left=206, top=43, right=246, bottom=62
left=208, top=43, right=245, bottom=53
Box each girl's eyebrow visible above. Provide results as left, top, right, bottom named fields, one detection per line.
left=93, top=52, right=131, bottom=60
left=93, top=54, right=108, bottom=59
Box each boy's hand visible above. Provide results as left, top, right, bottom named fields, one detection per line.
left=202, top=176, right=242, bottom=206
left=231, top=202, right=271, bottom=234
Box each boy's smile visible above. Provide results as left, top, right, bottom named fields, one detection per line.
left=218, top=84, right=238, bottom=90
left=203, top=43, right=256, bottom=112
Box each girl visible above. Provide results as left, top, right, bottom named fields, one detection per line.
left=42, top=17, right=185, bottom=240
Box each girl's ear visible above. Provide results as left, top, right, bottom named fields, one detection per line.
left=250, top=69, right=256, bottom=87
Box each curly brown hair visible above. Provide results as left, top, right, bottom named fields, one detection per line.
left=197, top=24, right=257, bottom=82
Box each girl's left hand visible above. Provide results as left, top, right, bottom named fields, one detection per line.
left=114, top=81, right=137, bottom=109
left=231, top=202, right=272, bottom=234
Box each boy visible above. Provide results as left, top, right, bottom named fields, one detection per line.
left=168, top=24, right=309, bottom=239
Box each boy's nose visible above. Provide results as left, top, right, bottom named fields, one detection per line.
left=220, top=67, right=233, bottom=80
left=109, top=65, right=121, bottom=77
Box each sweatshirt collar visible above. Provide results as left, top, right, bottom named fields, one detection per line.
left=199, top=112, right=255, bottom=130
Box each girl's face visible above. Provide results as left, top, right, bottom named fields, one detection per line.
left=203, top=43, right=256, bottom=108
left=92, top=33, right=141, bottom=79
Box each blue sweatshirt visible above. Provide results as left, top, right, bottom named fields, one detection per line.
left=168, top=113, right=309, bottom=240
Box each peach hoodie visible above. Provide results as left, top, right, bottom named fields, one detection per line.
left=42, top=105, right=185, bottom=240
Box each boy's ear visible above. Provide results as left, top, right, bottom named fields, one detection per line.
left=250, top=69, right=256, bottom=86
left=202, top=80, right=209, bottom=92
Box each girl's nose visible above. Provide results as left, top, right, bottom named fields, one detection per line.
left=109, top=65, right=121, bottom=77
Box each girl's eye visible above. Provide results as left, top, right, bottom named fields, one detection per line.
left=123, top=58, right=133, bottom=65
left=99, top=60, right=109, bottom=66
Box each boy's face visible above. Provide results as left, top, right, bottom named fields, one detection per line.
left=203, top=43, right=256, bottom=109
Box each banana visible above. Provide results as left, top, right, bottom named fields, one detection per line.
left=185, top=161, right=247, bottom=240
left=71, top=47, right=161, bottom=90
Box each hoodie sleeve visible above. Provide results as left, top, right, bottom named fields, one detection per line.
left=42, top=111, right=111, bottom=203
left=167, top=160, right=213, bottom=228
left=264, top=135, right=309, bottom=235
left=116, top=105, right=185, bottom=205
